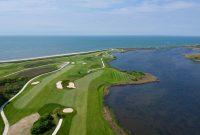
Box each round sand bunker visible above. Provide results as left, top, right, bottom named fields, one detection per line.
left=56, top=81, right=63, bottom=89
left=63, top=108, right=74, bottom=113
left=67, top=82, right=76, bottom=89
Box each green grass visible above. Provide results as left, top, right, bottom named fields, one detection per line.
left=1, top=49, right=151, bottom=135
left=68, top=71, right=103, bottom=135
left=36, top=103, right=75, bottom=135
left=0, top=116, right=4, bottom=134
left=38, top=103, right=65, bottom=116
left=4, top=65, right=74, bottom=124
left=3, top=57, right=105, bottom=132
left=86, top=68, right=136, bottom=135
left=57, top=111, right=76, bottom=135
left=0, top=50, right=104, bottom=77
left=0, top=63, right=23, bottom=77
left=0, top=64, right=59, bottom=107
left=0, top=50, right=108, bottom=135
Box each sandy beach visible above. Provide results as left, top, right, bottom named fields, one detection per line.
left=0, top=49, right=108, bottom=64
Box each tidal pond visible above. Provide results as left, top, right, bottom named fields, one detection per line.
left=106, top=48, right=200, bottom=135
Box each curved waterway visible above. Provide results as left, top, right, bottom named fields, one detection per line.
left=106, top=48, right=200, bottom=135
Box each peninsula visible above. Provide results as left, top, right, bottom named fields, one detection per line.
left=0, top=49, right=157, bottom=135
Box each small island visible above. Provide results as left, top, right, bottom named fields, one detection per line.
left=185, top=53, right=200, bottom=62
left=0, top=49, right=157, bottom=135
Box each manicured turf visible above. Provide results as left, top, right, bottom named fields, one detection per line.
left=1, top=49, right=150, bottom=135
left=4, top=65, right=74, bottom=124
left=69, top=71, right=103, bottom=135
left=57, top=112, right=76, bottom=135
left=86, top=68, right=136, bottom=135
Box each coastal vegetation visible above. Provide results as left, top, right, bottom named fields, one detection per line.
left=185, top=53, right=200, bottom=62
left=0, top=66, right=59, bottom=107
left=31, top=114, right=55, bottom=135
left=0, top=49, right=157, bottom=135
left=0, top=77, right=28, bottom=99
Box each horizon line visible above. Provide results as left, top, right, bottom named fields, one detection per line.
left=0, top=34, right=200, bottom=37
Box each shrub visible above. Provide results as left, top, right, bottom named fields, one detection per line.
left=131, top=72, right=145, bottom=77
left=31, top=114, right=55, bottom=135
left=62, top=80, right=70, bottom=87
left=0, top=77, right=28, bottom=99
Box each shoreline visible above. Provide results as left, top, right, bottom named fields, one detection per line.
left=0, top=49, right=108, bottom=64
left=1, top=45, right=199, bottom=64
left=103, top=73, right=158, bottom=135
left=1, top=44, right=200, bottom=64
left=102, top=52, right=159, bottom=135
left=103, top=46, right=199, bottom=135
left=1, top=45, right=198, bottom=135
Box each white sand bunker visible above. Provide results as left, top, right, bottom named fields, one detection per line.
left=67, top=82, right=76, bottom=89
left=63, top=108, right=74, bottom=113
left=82, top=62, right=87, bottom=65
left=31, top=81, right=40, bottom=85
left=71, top=62, right=75, bottom=64
left=56, top=81, right=63, bottom=89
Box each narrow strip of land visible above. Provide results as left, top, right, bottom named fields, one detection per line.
left=0, top=50, right=106, bottom=64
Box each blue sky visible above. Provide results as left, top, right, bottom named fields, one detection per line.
left=0, top=0, right=200, bottom=36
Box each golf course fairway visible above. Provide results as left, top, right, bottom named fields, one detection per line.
left=0, top=49, right=157, bottom=135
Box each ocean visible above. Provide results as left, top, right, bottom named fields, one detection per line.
left=0, top=36, right=200, bottom=61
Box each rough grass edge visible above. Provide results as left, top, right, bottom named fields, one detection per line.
left=185, top=54, right=200, bottom=62
left=102, top=73, right=158, bottom=135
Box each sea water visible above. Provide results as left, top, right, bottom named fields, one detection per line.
left=0, top=36, right=200, bottom=61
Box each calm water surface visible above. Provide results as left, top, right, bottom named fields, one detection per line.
left=106, top=48, right=200, bottom=135
left=1, top=36, right=200, bottom=61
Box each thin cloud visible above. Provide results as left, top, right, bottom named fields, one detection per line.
left=83, top=0, right=122, bottom=8
left=109, top=0, right=197, bottom=14
left=0, top=0, right=197, bottom=14
left=0, top=0, right=58, bottom=14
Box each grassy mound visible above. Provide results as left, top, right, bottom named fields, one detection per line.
left=36, top=103, right=76, bottom=135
